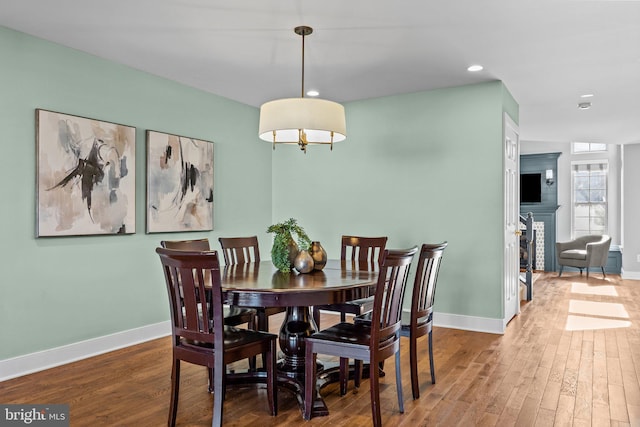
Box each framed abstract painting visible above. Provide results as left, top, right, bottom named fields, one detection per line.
left=145, top=130, right=214, bottom=233
left=36, top=109, right=136, bottom=237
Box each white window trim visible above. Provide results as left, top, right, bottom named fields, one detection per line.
left=570, top=159, right=609, bottom=239
left=571, top=142, right=608, bottom=154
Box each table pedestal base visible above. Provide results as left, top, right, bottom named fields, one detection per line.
left=228, top=305, right=377, bottom=419
left=278, top=306, right=317, bottom=372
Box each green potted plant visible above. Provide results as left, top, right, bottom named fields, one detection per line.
left=267, top=218, right=312, bottom=272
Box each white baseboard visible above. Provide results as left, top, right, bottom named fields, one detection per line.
left=1, top=309, right=508, bottom=383
left=621, top=269, right=640, bottom=280
left=433, top=311, right=505, bottom=334
left=401, top=309, right=504, bottom=335
left=0, top=321, right=170, bottom=382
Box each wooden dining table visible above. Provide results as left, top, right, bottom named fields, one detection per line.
left=220, top=259, right=378, bottom=418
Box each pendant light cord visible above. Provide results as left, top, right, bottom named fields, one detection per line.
left=295, top=26, right=312, bottom=98
left=301, top=30, right=305, bottom=98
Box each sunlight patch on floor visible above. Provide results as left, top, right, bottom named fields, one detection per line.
left=565, top=314, right=631, bottom=331
left=570, top=282, right=618, bottom=296
left=569, top=300, right=629, bottom=319
left=565, top=296, right=631, bottom=331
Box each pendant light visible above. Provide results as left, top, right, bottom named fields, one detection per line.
left=258, top=26, right=346, bottom=153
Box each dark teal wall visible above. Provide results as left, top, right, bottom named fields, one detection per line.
left=520, top=152, right=561, bottom=271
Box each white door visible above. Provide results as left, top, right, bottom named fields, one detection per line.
left=503, top=113, right=520, bottom=328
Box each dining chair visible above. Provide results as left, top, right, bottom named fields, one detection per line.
left=304, top=246, right=418, bottom=427
left=162, top=239, right=258, bottom=375
left=400, top=242, right=447, bottom=399
left=218, top=236, right=287, bottom=332
left=161, top=239, right=257, bottom=328
left=312, top=235, right=387, bottom=329
left=156, top=247, right=277, bottom=427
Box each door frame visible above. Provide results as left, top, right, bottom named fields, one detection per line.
left=503, top=113, right=520, bottom=329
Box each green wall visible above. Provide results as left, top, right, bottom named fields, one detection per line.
left=1, top=25, right=518, bottom=363
left=273, top=81, right=518, bottom=321
left=0, top=26, right=272, bottom=360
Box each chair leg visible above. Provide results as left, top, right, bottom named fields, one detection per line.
left=409, top=333, right=419, bottom=399
left=208, top=368, right=215, bottom=393
left=169, top=359, right=180, bottom=427
left=257, top=310, right=269, bottom=370
left=312, top=307, right=321, bottom=330
left=248, top=315, right=257, bottom=372
left=394, top=350, right=404, bottom=413
left=558, top=266, right=564, bottom=277
left=601, top=267, right=606, bottom=278
left=257, top=310, right=269, bottom=331
left=303, top=344, right=317, bottom=420
left=369, top=358, right=382, bottom=427
left=354, top=359, right=363, bottom=389
left=428, top=330, right=436, bottom=385
left=266, top=340, right=277, bottom=416
left=212, top=357, right=225, bottom=427
left=339, top=357, right=349, bottom=395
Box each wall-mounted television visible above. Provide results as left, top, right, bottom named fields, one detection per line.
left=520, top=173, right=541, bottom=203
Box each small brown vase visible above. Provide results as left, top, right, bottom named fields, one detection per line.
left=287, top=239, right=299, bottom=268
left=294, top=250, right=314, bottom=274
left=310, top=241, right=327, bottom=270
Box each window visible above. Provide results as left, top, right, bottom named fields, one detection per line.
left=572, top=161, right=608, bottom=238
left=572, top=142, right=607, bottom=153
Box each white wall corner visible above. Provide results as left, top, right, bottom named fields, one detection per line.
left=0, top=321, right=170, bottom=382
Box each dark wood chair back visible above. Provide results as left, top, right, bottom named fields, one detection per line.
left=218, top=235, right=282, bottom=333
left=370, top=247, right=416, bottom=356
left=401, top=241, right=447, bottom=399
left=340, top=235, right=387, bottom=269
left=409, top=242, right=447, bottom=333
left=218, top=236, right=260, bottom=265
left=312, top=235, right=388, bottom=328
left=155, top=247, right=277, bottom=426
left=160, top=238, right=255, bottom=329
left=157, top=248, right=222, bottom=346
left=161, top=238, right=210, bottom=251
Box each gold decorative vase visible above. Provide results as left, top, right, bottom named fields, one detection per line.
left=310, top=241, right=327, bottom=270
left=287, top=239, right=299, bottom=267
left=294, top=250, right=314, bottom=274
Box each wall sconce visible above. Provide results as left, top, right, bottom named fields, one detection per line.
left=545, top=169, right=554, bottom=186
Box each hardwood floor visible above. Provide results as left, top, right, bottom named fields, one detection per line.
left=2, top=272, right=639, bottom=426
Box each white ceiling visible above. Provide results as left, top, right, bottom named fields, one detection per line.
left=2, top=0, right=639, bottom=145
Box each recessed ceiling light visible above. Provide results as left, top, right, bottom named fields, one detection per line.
left=578, top=102, right=592, bottom=110
left=306, top=90, right=319, bottom=97
left=580, top=93, right=594, bottom=98
left=467, top=65, right=483, bottom=72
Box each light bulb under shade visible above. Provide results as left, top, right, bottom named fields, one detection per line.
left=259, top=98, right=346, bottom=144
